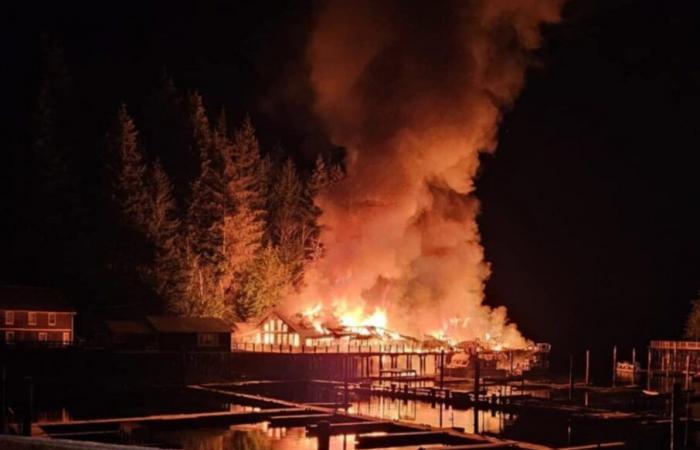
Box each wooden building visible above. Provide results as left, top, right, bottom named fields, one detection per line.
left=235, top=310, right=330, bottom=348
left=233, top=310, right=415, bottom=350
left=0, top=286, right=76, bottom=346
left=146, top=316, right=232, bottom=351
left=104, top=320, right=155, bottom=350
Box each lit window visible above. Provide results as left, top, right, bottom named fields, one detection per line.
left=28, top=312, right=37, bottom=326
left=5, top=311, right=14, bottom=325
left=62, top=332, right=71, bottom=344
left=6, top=331, right=15, bottom=342
left=38, top=332, right=47, bottom=342
left=48, top=313, right=56, bottom=326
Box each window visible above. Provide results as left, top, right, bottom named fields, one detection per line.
left=48, top=313, right=57, bottom=326
left=5, top=311, right=14, bottom=326
left=28, top=312, right=37, bottom=326
left=38, top=332, right=47, bottom=342
left=6, top=331, right=15, bottom=342
left=62, top=332, right=71, bottom=345
left=197, top=333, right=219, bottom=347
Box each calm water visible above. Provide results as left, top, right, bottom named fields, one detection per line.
left=156, top=423, right=410, bottom=450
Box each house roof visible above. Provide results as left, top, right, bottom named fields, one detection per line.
left=105, top=320, right=153, bottom=335
left=146, top=316, right=231, bottom=334
left=257, top=310, right=328, bottom=338
left=0, top=286, right=76, bottom=312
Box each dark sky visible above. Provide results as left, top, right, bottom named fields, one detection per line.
left=2, top=0, right=698, bottom=361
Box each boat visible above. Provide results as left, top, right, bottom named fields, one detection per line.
left=616, top=361, right=641, bottom=373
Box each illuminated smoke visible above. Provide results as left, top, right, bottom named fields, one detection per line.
left=298, top=0, right=562, bottom=347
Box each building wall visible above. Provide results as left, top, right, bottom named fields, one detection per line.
left=1, top=309, right=73, bottom=344
left=259, top=317, right=300, bottom=346
left=157, top=332, right=231, bottom=351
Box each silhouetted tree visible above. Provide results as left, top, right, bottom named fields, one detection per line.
left=148, top=160, right=189, bottom=314
left=107, top=104, right=151, bottom=234
left=185, top=92, right=226, bottom=316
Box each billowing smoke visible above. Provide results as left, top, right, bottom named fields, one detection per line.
left=299, top=0, right=562, bottom=347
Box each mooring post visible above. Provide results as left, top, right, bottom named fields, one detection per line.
left=0, top=363, right=7, bottom=434
left=509, top=350, right=514, bottom=376
left=473, top=353, right=480, bottom=435
left=685, top=383, right=692, bottom=447
left=671, top=382, right=682, bottom=450
left=612, top=345, right=617, bottom=387
left=474, top=353, right=481, bottom=401
left=568, top=354, right=574, bottom=401
left=317, top=420, right=330, bottom=450
left=585, top=350, right=590, bottom=385
left=344, top=354, right=349, bottom=410
left=439, top=349, right=445, bottom=390
left=22, top=376, right=33, bottom=436
left=647, top=348, right=653, bottom=390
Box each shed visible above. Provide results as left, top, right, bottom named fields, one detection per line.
left=146, top=316, right=232, bottom=351
left=104, top=320, right=155, bottom=349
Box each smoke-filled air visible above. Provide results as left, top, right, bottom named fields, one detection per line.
left=294, top=0, right=563, bottom=349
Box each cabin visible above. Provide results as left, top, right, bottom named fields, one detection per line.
left=235, top=310, right=329, bottom=348
left=0, top=286, right=76, bottom=347
left=146, top=316, right=231, bottom=351
left=104, top=320, right=155, bottom=350
left=233, top=310, right=417, bottom=351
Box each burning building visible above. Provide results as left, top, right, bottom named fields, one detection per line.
left=233, top=309, right=419, bottom=351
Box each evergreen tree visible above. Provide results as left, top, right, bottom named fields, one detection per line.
left=268, top=158, right=306, bottom=287
left=107, top=104, right=151, bottom=235
left=148, top=160, right=188, bottom=313
left=222, top=117, right=268, bottom=314
left=235, top=246, right=290, bottom=320
left=185, top=93, right=226, bottom=316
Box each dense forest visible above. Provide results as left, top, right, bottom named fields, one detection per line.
left=3, top=40, right=342, bottom=324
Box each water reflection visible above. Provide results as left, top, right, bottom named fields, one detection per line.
left=157, top=423, right=362, bottom=450
left=349, top=396, right=509, bottom=434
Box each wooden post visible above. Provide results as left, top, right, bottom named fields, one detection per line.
left=585, top=350, right=590, bottom=385
left=439, top=350, right=445, bottom=390
left=671, top=382, right=682, bottom=450
left=473, top=353, right=480, bottom=435
left=317, top=420, right=330, bottom=450
left=632, top=347, right=636, bottom=370
left=685, top=354, right=691, bottom=390
left=509, top=350, right=514, bottom=376
left=22, top=376, right=33, bottom=436
left=344, top=355, right=349, bottom=409
left=568, top=354, right=574, bottom=401
left=647, top=348, right=653, bottom=390
left=612, top=345, right=617, bottom=387
left=0, top=363, right=7, bottom=434
left=473, top=353, right=481, bottom=401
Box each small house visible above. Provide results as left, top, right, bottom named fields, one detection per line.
left=104, top=320, right=155, bottom=349
left=234, top=310, right=330, bottom=348
left=0, top=286, right=76, bottom=346
left=146, top=316, right=231, bottom=351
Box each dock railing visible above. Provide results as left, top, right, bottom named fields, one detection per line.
left=231, top=342, right=440, bottom=354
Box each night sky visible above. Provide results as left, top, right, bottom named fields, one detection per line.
left=2, top=0, right=698, bottom=363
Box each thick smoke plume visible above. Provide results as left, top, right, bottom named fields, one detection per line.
left=299, top=0, right=562, bottom=347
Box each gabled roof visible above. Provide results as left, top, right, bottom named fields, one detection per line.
left=105, top=320, right=153, bottom=335
left=146, top=316, right=231, bottom=333
left=257, top=310, right=328, bottom=338
left=0, top=286, right=75, bottom=312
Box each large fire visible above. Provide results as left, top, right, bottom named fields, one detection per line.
left=283, top=0, right=562, bottom=352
